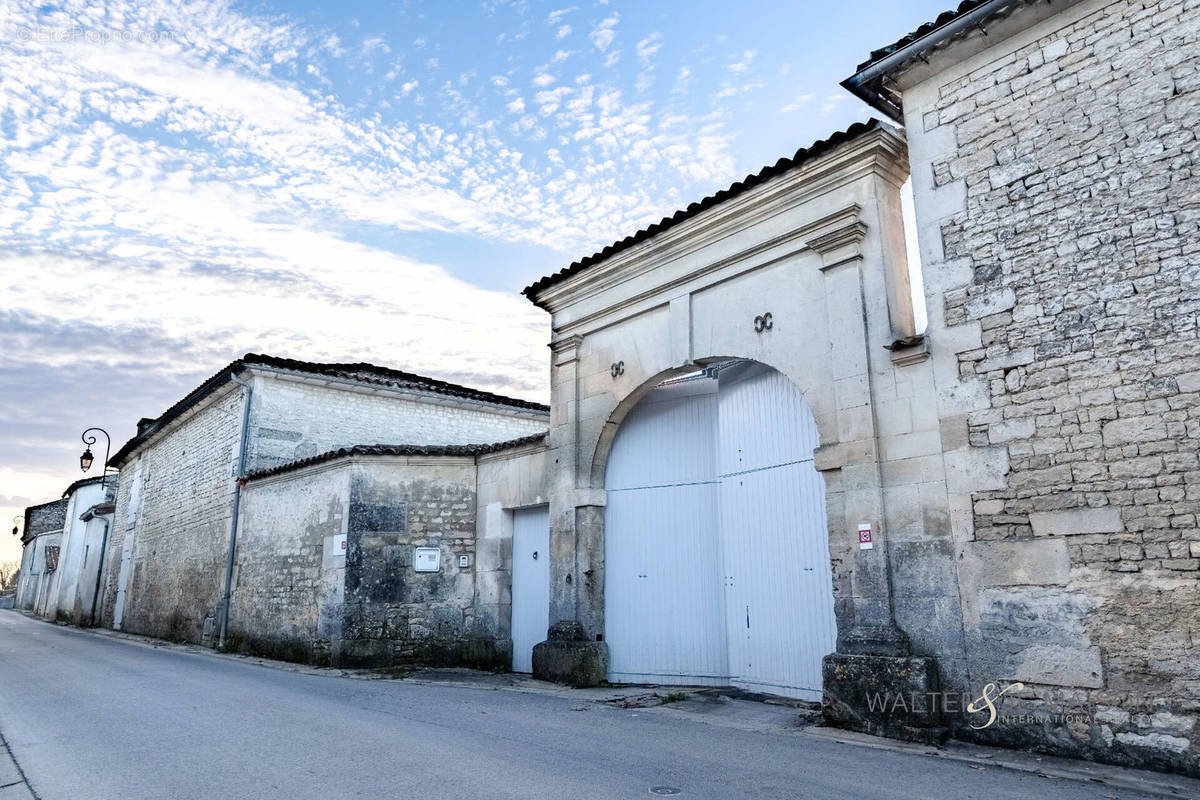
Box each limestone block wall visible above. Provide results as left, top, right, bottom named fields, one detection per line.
left=245, top=371, right=548, bottom=471
left=231, top=445, right=547, bottom=669
left=900, top=0, right=1199, bottom=773
left=530, top=125, right=974, bottom=688
left=100, top=385, right=243, bottom=642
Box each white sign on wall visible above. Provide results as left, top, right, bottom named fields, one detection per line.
left=414, top=547, right=441, bottom=572
left=332, top=533, right=347, bottom=554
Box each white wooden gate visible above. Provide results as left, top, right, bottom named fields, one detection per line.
left=603, top=364, right=837, bottom=699
left=717, top=365, right=837, bottom=700
left=511, top=505, right=550, bottom=673
left=604, top=381, right=728, bottom=685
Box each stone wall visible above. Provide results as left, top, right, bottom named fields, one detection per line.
left=100, top=384, right=242, bottom=643
left=231, top=444, right=549, bottom=670
left=246, top=371, right=548, bottom=471
left=15, top=499, right=68, bottom=611
left=526, top=125, right=976, bottom=702
left=340, top=459, right=496, bottom=667
left=102, top=364, right=548, bottom=648
left=900, top=0, right=1199, bottom=774
left=42, top=480, right=108, bottom=624
left=229, top=463, right=348, bottom=664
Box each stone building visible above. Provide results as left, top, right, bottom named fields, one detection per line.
left=231, top=434, right=548, bottom=667
left=13, top=496, right=68, bottom=613
left=520, top=0, right=1198, bottom=776
left=24, top=0, right=1194, bottom=778
left=842, top=0, right=1200, bottom=774
left=99, top=353, right=549, bottom=652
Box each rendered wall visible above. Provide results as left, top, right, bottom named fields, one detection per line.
left=230, top=463, right=349, bottom=664
left=246, top=372, right=548, bottom=471
left=475, top=444, right=550, bottom=646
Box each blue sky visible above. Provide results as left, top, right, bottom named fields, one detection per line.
left=0, top=0, right=948, bottom=560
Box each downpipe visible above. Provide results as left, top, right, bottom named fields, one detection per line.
left=218, top=371, right=253, bottom=649
left=87, top=513, right=111, bottom=626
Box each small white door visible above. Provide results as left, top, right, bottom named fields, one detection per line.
left=511, top=505, right=550, bottom=673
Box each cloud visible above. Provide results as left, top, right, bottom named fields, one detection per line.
left=546, top=7, right=578, bottom=25
left=589, top=14, right=619, bottom=52
left=362, top=36, right=390, bottom=55
left=727, top=50, right=756, bottom=75
left=821, top=93, right=847, bottom=113
left=780, top=92, right=814, bottom=112
left=636, top=33, right=662, bottom=64
left=0, top=0, right=760, bottom=545
left=556, top=25, right=572, bottom=39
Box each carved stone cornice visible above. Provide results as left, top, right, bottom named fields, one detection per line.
left=550, top=334, right=584, bottom=367
left=802, top=205, right=869, bottom=271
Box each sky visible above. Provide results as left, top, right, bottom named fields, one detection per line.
left=0, top=0, right=947, bottom=563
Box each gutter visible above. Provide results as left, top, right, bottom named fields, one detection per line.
left=841, top=0, right=1014, bottom=120
left=218, top=370, right=253, bottom=649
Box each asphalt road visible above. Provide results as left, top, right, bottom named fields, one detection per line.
left=0, top=611, right=1154, bottom=800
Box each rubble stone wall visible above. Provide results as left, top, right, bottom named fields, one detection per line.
left=902, top=0, right=1200, bottom=774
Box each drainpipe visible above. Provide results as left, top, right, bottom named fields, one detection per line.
left=87, top=514, right=111, bottom=626
left=218, top=371, right=253, bottom=649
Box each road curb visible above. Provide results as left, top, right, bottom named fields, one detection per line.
left=0, top=732, right=37, bottom=800
left=798, top=726, right=1200, bottom=799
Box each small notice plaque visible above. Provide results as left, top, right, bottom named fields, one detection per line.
left=414, top=547, right=441, bottom=572
left=858, top=524, right=874, bottom=550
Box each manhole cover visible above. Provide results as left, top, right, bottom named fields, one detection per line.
left=649, top=788, right=681, bottom=796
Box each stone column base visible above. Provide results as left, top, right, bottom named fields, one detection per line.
left=532, top=621, right=608, bottom=687
left=822, top=652, right=948, bottom=744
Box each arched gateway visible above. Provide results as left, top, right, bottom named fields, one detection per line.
left=604, top=362, right=836, bottom=699
left=524, top=122, right=947, bottom=731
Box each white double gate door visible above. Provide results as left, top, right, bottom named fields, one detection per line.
left=604, top=364, right=837, bottom=700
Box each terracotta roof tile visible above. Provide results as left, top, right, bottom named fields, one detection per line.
left=241, top=433, right=549, bottom=482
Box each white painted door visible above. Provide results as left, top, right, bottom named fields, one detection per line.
left=604, top=381, right=729, bottom=685
left=718, top=366, right=837, bottom=700
left=511, top=505, right=550, bottom=673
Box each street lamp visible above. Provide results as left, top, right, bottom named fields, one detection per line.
left=80, top=427, right=113, bottom=487
left=11, top=515, right=20, bottom=537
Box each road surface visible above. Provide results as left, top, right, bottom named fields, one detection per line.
left=0, top=610, right=1163, bottom=799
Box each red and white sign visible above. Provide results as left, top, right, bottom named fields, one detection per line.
left=858, top=524, right=874, bottom=550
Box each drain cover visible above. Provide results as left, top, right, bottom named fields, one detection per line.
left=649, top=788, right=681, bottom=796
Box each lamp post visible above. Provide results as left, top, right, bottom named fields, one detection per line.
left=11, top=515, right=20, bottom=537
left=79, top=427, right=116, bottom=627
left=80, top=427, right=114, bottom=488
